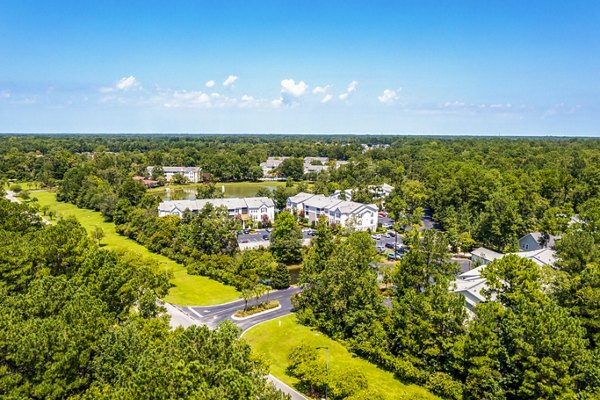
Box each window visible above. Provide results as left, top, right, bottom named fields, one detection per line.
left=524, top=244, right=529, bottom=250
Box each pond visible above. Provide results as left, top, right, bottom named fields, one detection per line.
left=155, top=183, right=284, bottom=201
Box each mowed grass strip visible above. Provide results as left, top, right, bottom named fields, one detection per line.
left=33, top=190, right=239, bottom=306
left=243, top=315, right=437, bottom=400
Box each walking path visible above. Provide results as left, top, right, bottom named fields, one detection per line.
left=5, top=190, right=50, bottom=224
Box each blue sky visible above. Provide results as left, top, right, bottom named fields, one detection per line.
left=1, top=1, right=599, bottom=135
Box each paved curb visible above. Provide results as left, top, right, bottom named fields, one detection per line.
left=231, top=303, right=282, bottom=321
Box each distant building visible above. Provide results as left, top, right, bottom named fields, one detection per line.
left=518, top=232, right=560, bottom=251
left=147, top=166, right=202, bottom=183
left=158, top=197, right=275, bottom=223
left=303, top=157, right=329, bottom=174
left=260, top=157, right=290, bottom=177
left=287, top=192, right=378, bottom=231
left=132, top=176, right=160, bottom=188
left=330, top=183, right=394, bottom=202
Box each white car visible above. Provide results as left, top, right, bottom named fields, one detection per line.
left=371, top=234, right=382, bottom=240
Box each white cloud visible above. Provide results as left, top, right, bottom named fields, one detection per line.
left=205, top=80, right=215, bottom=88
left=0, top=90, right=10, bottom=99
left=312, top=84, right=331, bottom=94
left=321, top=94, right=333, bottom=103
left=273, top=79, right=309, bottom=106
left=347, top=80, right=358, bottom=93
left=378, top=89, right=399, bottom=104
left=281, top=79, right=308, bottom=97
left=163, top=90, right=211, bottom=108
left=339, top=80, right=358, bottom=101
left=116, top=76, right=139, bottom=90
left=99, top=75, right=140, bottom=93
left=223, top=75, right=238, bottom=87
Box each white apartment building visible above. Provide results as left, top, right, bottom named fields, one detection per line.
left=287, top=192, right=378, bottom=231
left=158, top=197, right=275, bottom=223
left=147, top=166, right=202, bottom=183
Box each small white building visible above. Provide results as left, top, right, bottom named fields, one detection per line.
left=287, top=192, right=378, bottom=231
left=158, top=197, right=275, bottom=223
left=147, top=166, right=202, bottom=183
left=330, top=183, right=394, bottom=202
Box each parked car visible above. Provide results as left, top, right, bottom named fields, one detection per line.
left=262, top=234, right=270, bottom=240
left=387, top=253, right=397, bottom=260
left=387, top=230, right=396, bottom=237
left=385, top=242, right=395, bottom=249
left=382, top=223, right=393, bottom=229
left=371, top=234, right=382, bottom=240
left=376, top=245, right=385, bottom=252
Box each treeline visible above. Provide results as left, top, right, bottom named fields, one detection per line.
left=0, top=198, right=287, bottom=399
left=295, top=218, right=600, bottom=400
left=4, top=134, right=600, bottom=250
left=56, top=162, right=296, bottom=291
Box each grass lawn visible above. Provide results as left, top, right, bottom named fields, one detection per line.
left=32, top=190, right=239, bottom=306
left=243, top=315, right=437, bottom=400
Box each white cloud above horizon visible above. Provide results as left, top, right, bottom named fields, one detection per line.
left=205, top=80, right=215, bottom=88
left=223, top=75, right=238, bottom=87
left=312, top=85, right=331, bottom=94
left=339, top=80, right=358, bottom=101
left=99, top=76, right=140, bottom=93
left=272, top=79, right=308, bottom=107
left=378, top=88, right=399, bottom=104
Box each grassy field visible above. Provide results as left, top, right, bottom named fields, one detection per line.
left=149, top=181, right=287, bottom=200
left=32, top=190, right=240, bottom=305
left=243, top=315, right=437, bottom=400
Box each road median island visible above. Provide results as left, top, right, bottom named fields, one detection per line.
left=232, top=300, right=281, bottom=320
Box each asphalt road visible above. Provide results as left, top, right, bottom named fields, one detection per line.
left=181, top=286, right=302, bottom=332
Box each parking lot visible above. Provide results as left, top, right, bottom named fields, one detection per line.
left=237, top=229, right=315, bottom=250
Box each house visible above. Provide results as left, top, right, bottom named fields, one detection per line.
left=147, top=166, right=202, bottom=183
left=132, top=176, right=160, bottom=188
left=303, top=157, right=329, bottom=174
left=455, top=246, right=557, bottom=313
left=287, top=192, right=378, bottom=231
left=260, top=157, right=289, bottom=177
left=158, top=197, right=275, bottom=223
left=518, top=232, right=559, bottom=251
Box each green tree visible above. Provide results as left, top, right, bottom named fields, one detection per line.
left=271, top=211, right=303, bottom=264
left=277, top=158, right=304, bottom=181
left=271, top=263, right=291, bottom=289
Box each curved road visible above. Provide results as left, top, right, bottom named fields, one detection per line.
left=178, top=286, right=301, bottom=332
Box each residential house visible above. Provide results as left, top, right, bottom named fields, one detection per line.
left=132, top=176, right=160, bottom=188
left=454, top=245, right=557, bottom=312
left=147, top=166, right=202, bottom=183
left=287, top=192, right=378, bottom=231
left=303, top=157, right=329, bottom=174
left=518, top=232, right=559, bottom=251
left=158, top=197, right=275, bottom=223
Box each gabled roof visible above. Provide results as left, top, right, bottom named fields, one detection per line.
left=470, top=247, right=503, bottom=262
left=519, top=232, right=560, bottom=249
left=244, top=197, right=275, bottom=208
left=288, top=192, right=316, bottom=204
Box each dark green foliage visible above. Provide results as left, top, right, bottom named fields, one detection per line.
left=277, top=158, right=304, bottom=180
left=271, top=211, right=303, bottom=264
left=271, top=263, right=291, bottom=289
left=296, top=231, right=384, bottom=339
left=0, top=201, right=287, bottom=400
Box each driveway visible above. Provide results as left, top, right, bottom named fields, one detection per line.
left=179, top=286, right=301, bottom=332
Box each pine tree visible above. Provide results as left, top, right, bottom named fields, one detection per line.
left=271, top=263, right=291, bottom=289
